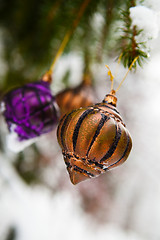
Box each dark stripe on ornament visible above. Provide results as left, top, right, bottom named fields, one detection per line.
left=100, top=104, right=120, bottom=114
left=5, top=118, right=40, bottom=138
left=74, top=165, right=94, bottom=177
left=100, top=123, right=122, bottom=163
left=60, top=110, right=77, bottom=148
left=108, top=132, right=130, bottom=168
left=88, top=159, right=104, bottom=169
left=64, top=161, right=71, bottom=168
left=72, top=108, right=94, bottom=152
left=18, top=123, right=40, bottom=139
left=28, top=102, right=52, bottom=118
left=34, top=87, right=45, bottom=122
left=57, top=117, right=64, bottom=145
left=24, top=127, right=39, bottom=137
left=21, top=88, right=41, bottom=138
left=86, top=113, right=109, bottom=156
left=3, top=118, right=17, bottom=124
left=6, top=118, right=38, bottom=137
left=59, top=112, right=67, bottom=125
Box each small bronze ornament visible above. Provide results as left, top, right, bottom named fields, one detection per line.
left=56, top=74, right=95, bottom=117
left=57, top=90, right=132, bottom=184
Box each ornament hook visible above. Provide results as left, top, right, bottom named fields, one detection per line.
left=115, top=56, right=139, bottom=92
left=105, top=65, right=115, bottom=91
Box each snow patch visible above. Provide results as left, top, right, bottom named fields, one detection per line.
left=141, top=0, right=160, bottom=11
left=6, top=131, right=38, bottom=153
left=129, top=6, right=159, bottom=53
left=130, top=6, right=159, bottom=40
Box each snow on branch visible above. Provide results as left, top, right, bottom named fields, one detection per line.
left=119, top=1, right=160, bottom=69
left=130, top=6, right=159, bottom=51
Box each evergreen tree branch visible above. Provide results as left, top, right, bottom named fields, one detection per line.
left=119, top=0, right=148, bottom=69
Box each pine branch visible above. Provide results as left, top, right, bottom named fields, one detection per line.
left=119, top=0, right=148, bottom=69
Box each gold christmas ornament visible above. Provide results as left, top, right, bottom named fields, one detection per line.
left=57, top=90, right=132, bottom=185
left=56, top=74, right=95, bottom=117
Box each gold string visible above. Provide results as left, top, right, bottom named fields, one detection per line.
left=47, top=0, right=91, bottom=76
left=105, top=65, right=115, bottom=91
left=105, top=53, right=123, bottom=91
left=115, top=56, right=139, bottom=92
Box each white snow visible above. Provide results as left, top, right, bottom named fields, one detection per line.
left=0, top=157, right=143, bottom=240
left=130, top=6, right=159, bottom=39
left=141, top=0, right=160, bottom=11
left=129, top=6, right=159, bottom=52
left=52, top=53, right=83, bottom=94
left=6, top=131, right=38, bottom=153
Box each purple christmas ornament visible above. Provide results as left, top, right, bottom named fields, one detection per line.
left=2, top=80, right=59, bottom=141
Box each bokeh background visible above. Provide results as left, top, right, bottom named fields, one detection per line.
left=0, top=0, right=160, bottom=239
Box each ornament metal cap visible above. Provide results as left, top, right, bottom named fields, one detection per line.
left=103, top=90, right=117, bottom=106
left=42, top=72, right=52, bottom=84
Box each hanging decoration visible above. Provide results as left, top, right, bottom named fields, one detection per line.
left=2, top=73, right=59, bottom=141
left=56, top=73, right=96, bottom=117
left=57, top=57, right=138, bottom=184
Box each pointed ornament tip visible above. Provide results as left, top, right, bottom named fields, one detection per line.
left=67, top=167, right=90, bottom=185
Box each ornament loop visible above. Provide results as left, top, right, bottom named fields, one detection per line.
left=48, top=0, right=91, bottom=74
left=115, top=56, right=139, bottom=92
left=105, top=65, right=114, bottom=90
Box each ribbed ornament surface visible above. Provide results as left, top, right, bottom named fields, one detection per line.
left=56, top=77, right=95, bottom=117
left=3, top=81, right=59, bottom=140
left=57, top=94, right=132, bottom=184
